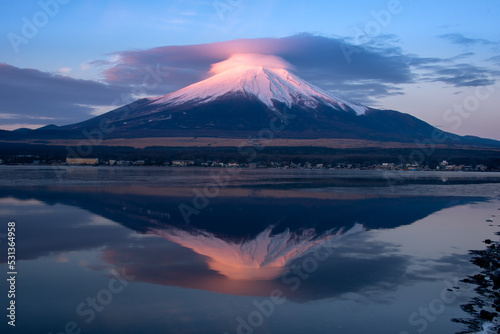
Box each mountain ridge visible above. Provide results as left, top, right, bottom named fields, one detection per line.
left=0, top=54, right=499, bottom=148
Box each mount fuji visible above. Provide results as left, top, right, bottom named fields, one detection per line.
left=2, top=53, right=499, bottom=147
left=148, top=54, right=369, bottom=116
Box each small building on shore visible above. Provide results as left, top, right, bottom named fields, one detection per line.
left=172, top=160, right=195, bottom=167
left=66, top=157, right=99, bottom=165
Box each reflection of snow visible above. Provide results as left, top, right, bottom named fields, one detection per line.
left=149, top=224, right=365, bottom=280
left=475, top=322, right=495, bottom=334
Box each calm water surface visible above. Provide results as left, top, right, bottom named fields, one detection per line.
left=1, top=166, right=500, bottom=334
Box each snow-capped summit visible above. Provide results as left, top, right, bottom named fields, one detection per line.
left=148, top=53, right=368, bottom=115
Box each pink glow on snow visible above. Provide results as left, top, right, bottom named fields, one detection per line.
left=148, top=224, right=365, bottom=281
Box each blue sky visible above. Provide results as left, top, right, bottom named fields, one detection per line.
left=1, top=0, right=499, bottom=139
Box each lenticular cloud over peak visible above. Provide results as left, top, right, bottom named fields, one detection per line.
left=209, top=53, right=295, bottom=75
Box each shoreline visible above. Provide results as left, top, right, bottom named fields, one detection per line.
left=454, top=209, right=500, bottom=333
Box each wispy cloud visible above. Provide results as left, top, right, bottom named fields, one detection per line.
left=0, top=113, right=55, bottom=120
left=417, top=63, right=496, bottom=87
left=486, top=55, right=500, bottom=66
left=438, top=33, right=495, bottom=46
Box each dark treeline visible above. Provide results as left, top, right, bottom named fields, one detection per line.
left=1, top=142, right=500, bottom=169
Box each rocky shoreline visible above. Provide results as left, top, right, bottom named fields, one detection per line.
left=453, top=210, right=500, bottom=333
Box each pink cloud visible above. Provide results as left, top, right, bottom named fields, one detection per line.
left=93, top=34, right=417, bottom=105
left=209, top=53, right=295, bottom=75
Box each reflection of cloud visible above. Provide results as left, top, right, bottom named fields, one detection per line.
left=79, top=215, right=119, bottom=227
left=78, top=259, right=90, bottom=267
left=0, top=197, right=45, bottom=206
left=149, top=224, right=365, bottom=280
left=0, top=199, right=131, bottom=264
left=56, top=253, right=70, bottom=263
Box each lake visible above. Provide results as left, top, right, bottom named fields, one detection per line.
left=1, top=166, right=500, bottom=334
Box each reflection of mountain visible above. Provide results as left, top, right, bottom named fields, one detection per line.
left=99, top=230, right=411, bottom=302
left=1, top=186, right=488, bottom=303
left=149, top=224, right=365, bottom=280
left=0, top=186, right=484, bottom=240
